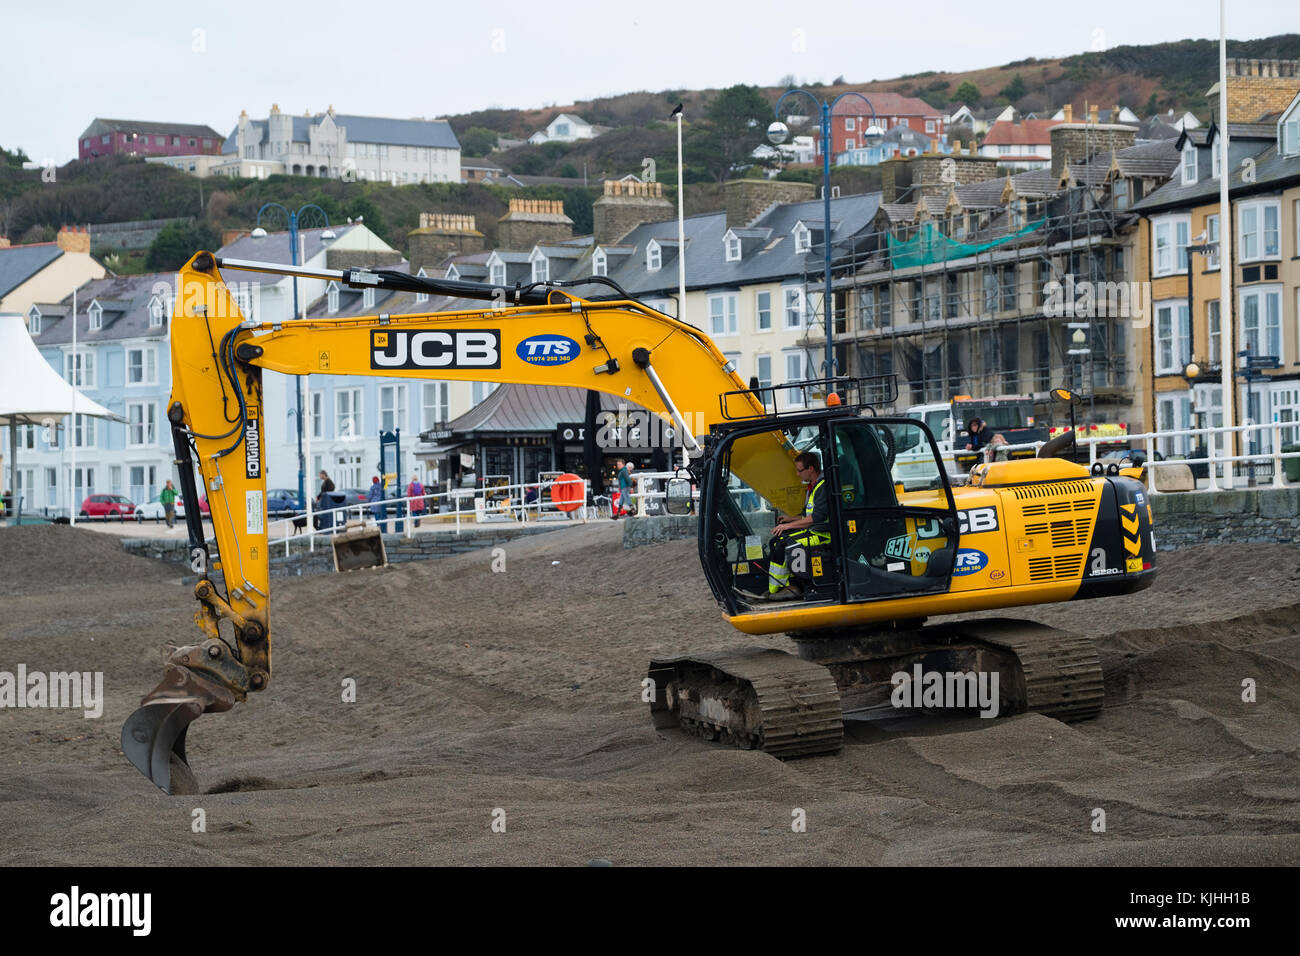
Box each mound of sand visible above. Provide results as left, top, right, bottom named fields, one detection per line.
left=0, top=524, right=1296, bottom=866
left=0, top=524, right=178, bottom=596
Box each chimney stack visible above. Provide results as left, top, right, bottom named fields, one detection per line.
left=497, top=198, right=573, bottom=250
left=1063, top=103, right=1073, bottom=123
left=592, top=179, right=674, bottom=245
left=1089, top=104, right=1100, bottom=124
left=407, top=213, right=485, bottom=272
left=56, top=225, right=90, bottom=254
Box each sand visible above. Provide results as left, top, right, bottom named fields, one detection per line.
left=0, top=523, right=1297, bottom=866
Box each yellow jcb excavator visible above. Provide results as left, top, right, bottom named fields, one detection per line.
left=121, top=253, right=1157, bottom=793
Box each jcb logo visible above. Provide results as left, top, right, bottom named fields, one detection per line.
left=916, top=507, right=1000, bottom=539
left=371, top=330, right=501, bottom=370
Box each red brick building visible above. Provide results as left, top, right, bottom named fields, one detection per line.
left=78, top=119, right=224, bottom=161
left=810, top=92, right=946, bottom=160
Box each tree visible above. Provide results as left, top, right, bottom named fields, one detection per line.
left=691, top=84, right=776, bottom=182
left=145, top=220, right=219, bottom=271
left=999, top=73, right=1028, bottom=102
left=459, top=126, right=500, bottom=156
left=1144, top=92, right=1160, bottom=116
left=954, top=81, right=981, bottom=105
left=2, top=144, right=31, bottom=168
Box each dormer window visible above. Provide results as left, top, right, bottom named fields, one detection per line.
left=531, top=253, right=549, bottom=283
left=88, top=300, right=102, bottom=331
left=793, top=222, right=812, bottom=255
left=1280, top=101, right=1300, bottom=156
left=724, top=230, right=741, bottom=262
left=489, top=258, right=505, bottom=286
left=592, top=248, right=607, bottom=277
left=148, top=295, right=164, bottom=327
left=416, top=267, right=430, bottom=303
left=647, top=239, right=662, bottom=272
left=28, top=306, right=41, bottom=335
left=1181, top=143, right=1197, bottom=185
left=362, top=287, right=375, bottom=308
left=326, top=281, right=340, bottom=313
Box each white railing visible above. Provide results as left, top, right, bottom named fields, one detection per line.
left=271, top=476, right=590, bottom=556
left=969, top=421, right=1299, bottom=495
left=631, top=470, right=700, bottom=516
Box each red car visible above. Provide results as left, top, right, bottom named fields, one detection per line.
left=198, top=494, right=211, bottom=515
left=79, top=494, right=136, bottom=520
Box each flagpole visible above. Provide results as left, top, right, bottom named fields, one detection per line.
left=1218, top=0, right=1235, bottom=488
left=673, top=103, right=688, bottom=469
left=70, top=287, right=77, bottom=525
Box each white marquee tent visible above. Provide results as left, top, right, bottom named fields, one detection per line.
left=0, top=313, right=121, bottom=523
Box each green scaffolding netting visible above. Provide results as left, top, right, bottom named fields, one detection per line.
left=887, top=218, right=1048, bottom=268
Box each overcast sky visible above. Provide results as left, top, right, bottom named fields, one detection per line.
left=4, top=0, right=1295, bottom=163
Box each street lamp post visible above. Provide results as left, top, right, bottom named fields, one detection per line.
left=251, top=202, right=334, bottom=512
left=768, top=91, right=882, bottom=379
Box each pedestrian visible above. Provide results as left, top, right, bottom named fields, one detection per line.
left=160, top=479, right=178, bottom=529
left=406, top=474, right=425, bottom=528
left=618, top=459, right=634, bottom=517
left=318, top=470, right=334, bottom=503
left=367, top=475, right=385, bottom=528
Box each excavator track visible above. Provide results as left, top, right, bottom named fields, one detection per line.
left=648, top=648, right=843, bottom=759
left=953, top=619, right=1104, bottom=722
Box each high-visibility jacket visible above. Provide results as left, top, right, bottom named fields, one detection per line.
left=803, top=477, right=830, bottom=545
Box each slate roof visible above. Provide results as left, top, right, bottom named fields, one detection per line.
left=443, top=383, right=654, bottom=436
left=222, top=113, right=459, bottom=154
left=1131, top=139, right=1297, bottom=213
left=593, top=193, right=880, bottom=297
left=29, top=273, right=175, bottom=345
left=81, top=118, right=222, bottom=140
left=0, top=244, right=63, bottom=298
left=982, top=119, right=1061, bottom=146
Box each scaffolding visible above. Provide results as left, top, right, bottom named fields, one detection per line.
left=795, top=180, right=1139, bottom=426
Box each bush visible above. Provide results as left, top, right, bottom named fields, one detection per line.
left=145, top=220, right=217, bottom=271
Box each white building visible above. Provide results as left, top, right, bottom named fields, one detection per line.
left=527, top=113, right=605, bottom=145
left=202, top=105, right=461, bottom=183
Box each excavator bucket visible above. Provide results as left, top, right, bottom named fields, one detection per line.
left=332, top=521, right=388, bottom=572
left=121, top=657, right=239, bottom=794
left=121, top=701, right=202, bottom=795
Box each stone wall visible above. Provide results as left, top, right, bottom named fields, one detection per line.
left=1223, top=58, right=1300, bottom=123
left=1149, top=487, right=1300, bottom=550
left=724, top=179, right=815, bottom=229
left=89, top=218, right=190, bottom=251
left=1050, top=124, right=1137, bottom=178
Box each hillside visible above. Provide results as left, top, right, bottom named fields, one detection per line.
left=3, top=33, right=1298, bottom=267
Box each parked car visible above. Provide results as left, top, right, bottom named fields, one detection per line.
left=79, top=494, right=136, bottom=520
left=266, top=488, right=301, bottom=517
left=197, top=495, right=211, bottom=515
left=135, top=494, right=186, bottom=521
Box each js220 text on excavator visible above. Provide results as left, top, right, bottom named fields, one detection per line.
left=121, top=252, right=1158, bottom=793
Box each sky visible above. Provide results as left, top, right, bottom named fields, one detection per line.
left=4, top=0, right=1296, bottom=164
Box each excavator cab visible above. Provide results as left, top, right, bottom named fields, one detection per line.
left=697, top=413, right=960, bottom=614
